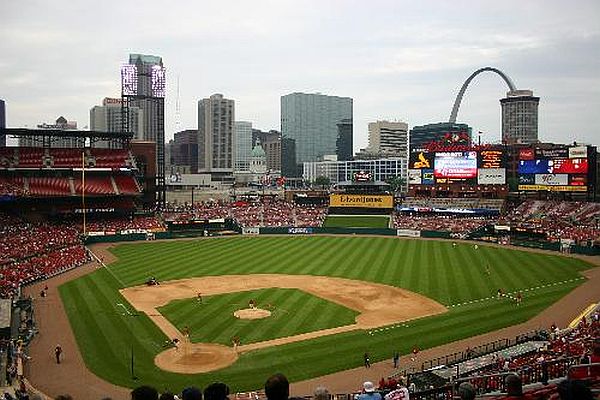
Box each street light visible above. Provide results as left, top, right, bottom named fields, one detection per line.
left=116, top=303, right=138, bottom=380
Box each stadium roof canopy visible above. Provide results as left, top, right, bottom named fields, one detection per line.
left=335, top=181, right=390, bottom=187
left=1, top=128, right=134, bottom=140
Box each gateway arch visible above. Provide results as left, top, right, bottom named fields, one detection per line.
left=449, top=67, right=517, bottom=124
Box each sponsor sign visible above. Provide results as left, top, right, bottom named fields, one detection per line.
left=408, top=169, right=422, bottom=184
left=535, top=174, right=568, bottom=186
left=518, top=185, right=588, bottom=192
left=569, top=146, right=587, bottom=159
left=409, top=151, right=434, bottom=169
left=434, top=151, right=477, bottom=178
left=422, top=169, right=435, bottom=185
left=288, top=227, right=313, bottom=234
left=519, top=174, right=535, bottom=184
left=396, top=229, right=420, bottom=238
left=570, top=175, right=587, bottom=186
left=242, top=227, right=260, bottom=235
left=550, top=158, right=588, bottom=174
left=477, top=168, right=506, bottom=185
left=536, top=148, right=568, bottom=159
left=329, top=194, right=394, bottom=208
left=494, top=225, right=511, bottom=232
left=479, top=150, right=504, bottom=169
left=518, top=160, right=551, bottom=174
left=519, top=148, right=535, bottom=160
left=353, top=171, right=372, bottom=182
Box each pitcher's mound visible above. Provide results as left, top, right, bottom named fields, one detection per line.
left=155, top=343, right=237, bottom=373
left=234, top=308, right=271, bottom=320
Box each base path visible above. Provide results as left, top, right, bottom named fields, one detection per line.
left=120, top=274, right=447, bottom=373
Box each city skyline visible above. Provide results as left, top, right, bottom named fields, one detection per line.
left=1, top=0, right=599, bottom=150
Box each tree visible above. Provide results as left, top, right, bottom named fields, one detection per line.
left=314, top=176, right=331, bottom=189
left=386, top=175, right=406, bottom=193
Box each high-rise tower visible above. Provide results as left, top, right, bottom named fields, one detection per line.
left=197, top=94, right=235, bottom=181
left=501, top=90, right=539, bottom=144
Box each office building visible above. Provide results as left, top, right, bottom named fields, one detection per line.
left=336, top=118, right=353, bottom=161
left=234, top=121, right=253, bottom=172
left=281, top=92, right=352, bottom=176
left=198, top=94, right=235, bottom=180
left=90, top=97, right=144, bottom=148
left=303, top=157, right=406, bottom=185
left=367, top=120, right=408, bottom=158
left=501, top=90, right=539, bottom=144
left=169, top=129, right=198, bottom=174
left=409, top=122, right=472, bottom=152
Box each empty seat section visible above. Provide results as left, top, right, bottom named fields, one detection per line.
left=91, top=148, right=129, bottom=168
left=28, top=177, right=72, bottom=196
left=50, top=148, right=83, bottom=168
left=73, top=176, right=115, bottom=195
left=113, top=175, right=140, bottom=194
left=17, top=148, right=45, bottom=168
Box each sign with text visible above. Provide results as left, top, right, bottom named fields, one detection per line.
left=329, top=194, right=394, bottom=209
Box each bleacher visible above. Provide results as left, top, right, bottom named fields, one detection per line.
left=402, top=197, right=505, bottom=211
left=0, top=147, right=136, bottom=170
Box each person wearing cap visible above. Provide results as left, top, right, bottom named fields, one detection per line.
left=357, top=381, right=381, bottom=400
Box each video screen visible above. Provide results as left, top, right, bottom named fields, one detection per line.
left=434, top=151, right=477, bottom=178
left=518, top=160, right=551, bottom=174
left=550, top=158, right=588, bottom=174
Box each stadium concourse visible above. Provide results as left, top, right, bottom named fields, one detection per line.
left=0, top=197, right=599, bottom=399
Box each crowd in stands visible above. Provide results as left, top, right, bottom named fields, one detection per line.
left=392, top=213, right=492, bottom=234
left=0, top=213, right=88, bottom=299
left=500, top=200, right=600, bottom=244
left=401, top=197, right=505, bottom=211
left=162, top=200, right=327, bottom=228
left=84, top=215, right=165, bottom=234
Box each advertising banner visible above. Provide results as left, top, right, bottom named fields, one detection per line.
left=242, top=227, right=260, bottom=235
left=288, top=227, right=313, bottom=234
left=569, top=175, right=587, bottom=186
left=408, top=169, right=422, bottom=184
left=434, top=151, right=477, bottom=178
left=518, top=185, right=587, bottom=192
left=550, top=158, right=588, bottom=174
left=569, top=146, right=587, bottom=159
left=536, top=148, right=568, bottom=159
left=477, top=168, right=506, bottom=184
left=409, top=151, right=434, bottom=169
left=422, top=169, right=435, bottom=185
left=479, top=150, right=504, bottom=169
left=396, top=229, right=420, bottom=238
left=518, top=160, right=551, bottom=174
left=519, top=148, right=535, bottom=160
left=519, top=174, right=535, bottom=184
left=535, top=174, right=568, bottom=186
left=329, top=194, right=394, bottom=208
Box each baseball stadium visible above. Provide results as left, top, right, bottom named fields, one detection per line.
left=0, top=128, right=599, bottom=400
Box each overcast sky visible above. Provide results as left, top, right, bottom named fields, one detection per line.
left=1, top=0, right=599, bottom=150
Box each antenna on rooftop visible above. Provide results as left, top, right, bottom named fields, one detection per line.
left=175, top=74, right=181, bottom=133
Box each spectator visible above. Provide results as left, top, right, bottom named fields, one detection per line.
left=505, top=374, right=522, bottom=397
left=203, top=383, right=229, bottom=400
left=131, top=386, right=159, bottom=400
left=357, top=382, right=381, bottom=400
left=265, top=373, right=289, bottom=400
left=313, top=386, right=329, bottom=400
left=181, top=387, right=202, bottom=400
left=457, top=382, right=475, bottom=400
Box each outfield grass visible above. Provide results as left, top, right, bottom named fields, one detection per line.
left=60, top=236, right=594, bottom=392
left=158, top=288, right=359, bottom=345
left=323, top=215, right=390, bottom=228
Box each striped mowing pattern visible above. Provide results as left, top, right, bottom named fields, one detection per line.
left=60, top=236, right=593, bottom=392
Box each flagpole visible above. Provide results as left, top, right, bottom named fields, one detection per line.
left=82, top=151, right=86, bottom=235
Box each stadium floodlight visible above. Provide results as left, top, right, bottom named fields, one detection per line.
left=121, top=64, right=138, bottom=96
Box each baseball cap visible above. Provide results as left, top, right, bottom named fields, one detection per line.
left=363, top=382, right=375, bottom=393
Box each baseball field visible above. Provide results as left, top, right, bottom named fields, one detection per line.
left=59, top=236, right=593, bottom=393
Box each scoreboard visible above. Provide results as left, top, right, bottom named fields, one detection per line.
left=517, top=146, right=591, bottom=192
left=409, top=148, right=506, bottom=185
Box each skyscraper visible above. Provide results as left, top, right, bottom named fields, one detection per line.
left=281, top=92, right=353, bottom=176
left=121, top=53, right=166, bottom=204
left=367, top=120, right=408, bottom=158
left=90, top=97, right=144, bottom=148
left=501, top=90, right=539, bottom=144
left=336, top=119, right=353, bottom=161
left=170, top=129, right=198, bottom=174
left=0, top=99, right=5, bottom=147
left=234, top=121, right=253, bottom=172
left=198, top=94, right=235, bottom=180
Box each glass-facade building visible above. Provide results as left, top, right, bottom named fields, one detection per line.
left=234, top=121, right=253, bottom=172
left=303, top=157, right=407, bottom=185
left=281, top=92, right=352, bottom=176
